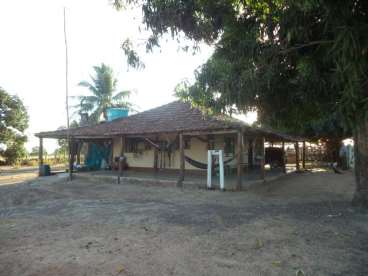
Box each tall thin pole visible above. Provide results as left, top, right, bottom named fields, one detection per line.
left=64, top=7, right=72, bottom=180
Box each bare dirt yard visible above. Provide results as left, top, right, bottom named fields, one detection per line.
left=0, top=167, right=38, bottom=186
left=0, top=169, right=367, bottom=276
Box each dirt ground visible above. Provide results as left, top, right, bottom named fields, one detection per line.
left=0, top=169, right=367, bottom=276
left=0, top=165, right=65, bottom=186
left=0, top=167, right=38, bottom=186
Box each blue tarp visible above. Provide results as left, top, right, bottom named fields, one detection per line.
left=85, top=143, right=111, bottom=170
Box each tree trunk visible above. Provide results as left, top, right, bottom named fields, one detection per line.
left=324, top=138, right=341, bottom=164
left=76, top=142, right=82, bottom=165
left=103, top=109, right=108, bottom=121
left=352, top=118, right=368, bottom=208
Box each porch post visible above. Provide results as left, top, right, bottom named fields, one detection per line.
left=177, top=133, right=185, bottom=187
left=260, top=136, right=265, bottom=181
left=154, top=136, right=158, bottom=173
left=248, top=138, right=254, bottom=170
left=302, top=141, right=306, bottom=169
left=282, top=141, right=286, bottom=174
left=110, top=138, right=113, bottom=167
left=236, top=130, right=243, bottom=190
left=118, top=156, right=123, bottom=184
left=120, top=136, right=125, bottom=156
left=295, top=142, right=300, bottom=171
left=76, top=141, right=82, bottom=165
left=68, top=139, right=74, bottom=181
left=38, top=137, right=43, bottom=176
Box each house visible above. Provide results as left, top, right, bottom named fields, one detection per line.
left=35, top=101, right=305, bottom=189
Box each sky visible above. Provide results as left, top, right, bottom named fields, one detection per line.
left=0, top=0, right=256, bottom=153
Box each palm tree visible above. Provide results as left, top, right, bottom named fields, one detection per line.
left=76, top=63, right=134, bottom=123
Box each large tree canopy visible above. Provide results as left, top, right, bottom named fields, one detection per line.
left=0, top=87, right=29, bottom=164
left=114, top=0, right=368, bottom=207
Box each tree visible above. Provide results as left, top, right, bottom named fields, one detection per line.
left=76, top=63, right=134, bottom=123
left=30, top=146, right=48, bottom=157
left=55, top=121, right=79, bottom=161
left=30, top=146, right=40, bottom=156
left=0, top=87, right=29, bottom=165
left=114, top=1, right=368, bottom=207
left=2, top=136, right=27, bottom=165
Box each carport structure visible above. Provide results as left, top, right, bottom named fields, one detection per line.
left=35, top=101, right=306, bottom=190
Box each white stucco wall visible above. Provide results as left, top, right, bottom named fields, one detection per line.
left=112, top=133, right=256, bottom=170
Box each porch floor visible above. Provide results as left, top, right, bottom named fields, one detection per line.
left=75, top=166, right=295, bottom=190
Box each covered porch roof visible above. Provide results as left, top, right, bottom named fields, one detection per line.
left=35, top=101, right=304, bottom=142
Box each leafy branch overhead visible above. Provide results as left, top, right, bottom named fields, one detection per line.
left=121, top=39, right=145, bottom=69
left=113, top=0, right=368, bottom=208
left=114, top=0, right=368, bottom=131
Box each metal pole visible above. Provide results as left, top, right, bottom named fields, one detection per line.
left=64, top=7, right=71, bottom=180
left=219, top=150, right=224, bottom=191
left=207, top=150, right=212, bottom=189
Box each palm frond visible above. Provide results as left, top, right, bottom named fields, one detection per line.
left=112, top=90, right=131, bottom=101
left=78, top=81, right=99, bottom=95
left=76, top=63, right=135, bottom=122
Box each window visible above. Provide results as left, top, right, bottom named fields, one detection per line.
left=125, top=138, right=139, bottom=153
left=224, top=137, right=235, bottom=155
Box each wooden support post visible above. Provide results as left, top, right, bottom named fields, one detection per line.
left=295, top=142, right=300, bottom=171
left=236, top=131, right=243, bottom=190
left=117, top=136, right=125, bottom=183
left=110, top=139, right=113, bottom=168
left=120, top=136, right=125, bottom=156
left=76, top=142, right=82, bottom=165
left=177, top=133, right=185, bottom=187
left=154, top=137, right=158, bottom=173
left=38, top=137, right=43, bottom=176
left=68, top=139, right=74, bottom=181
left=302, top=141, right=306, bottom=169
left=260, top=136, right=265, bottom=181
left=117, top=157, right=123, bottom=184
left=248, top=139, right=254, bottom=170
left=282, top=141, right=286, bottom=174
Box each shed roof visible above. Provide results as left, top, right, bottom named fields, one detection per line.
left=35, top=101, right=304, bottom=142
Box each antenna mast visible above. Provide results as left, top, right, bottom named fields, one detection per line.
left=63, top=7, right=72, bottom=180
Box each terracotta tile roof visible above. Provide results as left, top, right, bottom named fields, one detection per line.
left=35, top=101, right=303, bottom=141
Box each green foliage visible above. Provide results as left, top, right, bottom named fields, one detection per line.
left=121, top=39, right=145, bottom=69
left=30, top=146, right=40, bottom=156
left=2, top=136, right=27, bottom=165
left=122, top=0, right=366, bottom=138
left=30, top=146, right=48, bottom=157
left=75, top=63, right=135, bottom=123
left=114, top=0, right=368, bottom=205
left=55, top=121, right=79, bottom=158
left=0, top=87, right=29, bottom=165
